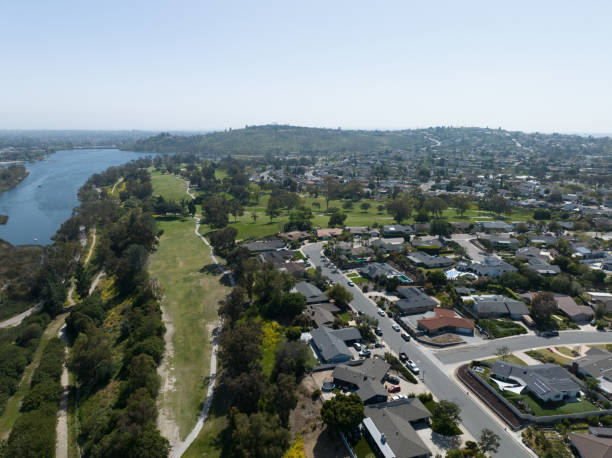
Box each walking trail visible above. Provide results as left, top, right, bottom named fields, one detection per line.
left=56, top=226, right=99, bottom=458
left=159, top=180, right=233, bottom=458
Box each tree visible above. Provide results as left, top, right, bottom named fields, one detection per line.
left=274, top=373, right=298, bottom=425
left=430, top=220, right=452, bottom=238
left=453, top=196, right=470, bottom=217
left=323, top=176, right=341, bottom=211
left=530, top=292, right=557, bottom=325
left=209, top=227, right=238, bottom=257
left=432, top=400, right=461, bottom=435
left=424, top=197, right=447, bottom=218
left=69, top=327, right=114, bottom=387
left=279, top=292, right=307, bottom=318
left=273, top=340, right=311, bottom=379
left=42, top=278, right=68, bottom=317
left=342, top=200, right=353, bottom=210
left=218, top=321, right=263, bottom=376
left=426, top=270, right=447, bottom=287
left=500, top=271, right=529, bottom=291
left=326, top=283, right=353, bottom=307
left=320, top=393, right=364, bottom=433
left=478, top=428, right=500, bottom=455
left=266, top=196, right=282, bottom=221
left=386, top=198, right=412, bottom=223
left=584, top=377, right=600, bottom=400
left=201, top=196, right=231, bottom=228
left=487, top=195, right=510, bottom=216
left=328, top=210, right=347, bottom=228
left=360, top=202, right=371, bottom=212
left=219, top=286, right=248, bottom=324
left=230, top=409, right=289, bottom=458
left=495, top=345, right=510, bottom=361
left=75, top=262, right=93, bottom=299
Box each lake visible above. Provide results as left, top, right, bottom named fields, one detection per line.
left=0, top=148, right=150, bottom=246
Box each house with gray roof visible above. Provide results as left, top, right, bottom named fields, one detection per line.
left=360, top=262, right=409, bottom=282
left=243, top=239, right=285, bottom=252
left=526, top=257, right=561, bottom=276
left=382, top=224, right=414, bottom=238
left=478, top=234, right=519, bottom=249
left=574, top=347, right=612, bottom=395
left=555, top=294, right=594, bottom=323
left=406, top=251, right=454, bottom=269
left=491, top=361, right=580, bottom=402
left=478, top=221, right=513, bottom=232
left=305, top=302, right=340, bottom=328
left=332, top=358, right=390, bottom=405
left=310, top=326, right=361, bottom=363
left=469, top=294, right=529, bottom=319
left=362, top=398, right=431, bottom=458
left=292, top=281, right=329, bottom=304
left=394, top=287, right=437, bottom=315
left=465, top=256, right=517, bottom=279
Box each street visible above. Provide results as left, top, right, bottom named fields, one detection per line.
left=301, top=242, right=532, bottom=458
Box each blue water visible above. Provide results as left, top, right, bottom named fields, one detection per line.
left=0, top=148, right=149, bottom=245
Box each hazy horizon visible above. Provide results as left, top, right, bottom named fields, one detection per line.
left=2, top=1, right=611, bottom=133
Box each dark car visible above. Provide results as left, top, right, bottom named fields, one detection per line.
left=385, top=374, right=400, bottom=384
left=540, top=330, right=559, bottom=337
left=375, top=328, right=383, bottom=336
left=399, top=352, right=408, bottom=362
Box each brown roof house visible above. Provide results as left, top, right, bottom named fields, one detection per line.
left=570, top=432, right=612, bottom=458
left=417, top=308, right=474, bottom=335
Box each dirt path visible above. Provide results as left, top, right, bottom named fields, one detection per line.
left=84, top=226, right=97, bottom=265
left=0, top=302, right=42, bottom=329
left=111, top=177, right=123, bottom=196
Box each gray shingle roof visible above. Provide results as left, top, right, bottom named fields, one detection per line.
left=310, top=326, right=356, bottom=362
left=293, top=281, right=329, bottom=304
left=492, top=361, right=580, bottom=399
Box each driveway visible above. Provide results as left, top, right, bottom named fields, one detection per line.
left=301, top=242, right=532, bottom=458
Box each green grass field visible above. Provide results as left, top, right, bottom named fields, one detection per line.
left=484, top=354, right=527, bottom=366
left=197, top=190, right=533, bottom=241
left=149, top=173, right=229, bottom=439
left=526, top=349, right=572, bottom=365
left=151, top=170, right=189, bottom=201
left=505, top=391, right=599, bottom=416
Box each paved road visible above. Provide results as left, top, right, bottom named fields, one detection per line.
left=301, top=243, right=532, bottom=458
left=436, top=331, right=612, bottom=365
left=0, top=303, right=42, bottom=329
left=450, top=233, right=486, bottom=263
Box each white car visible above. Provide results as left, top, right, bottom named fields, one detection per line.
left=353, top=342, right=362, bottom=351
left=406, top=360, right=420, bottom=374
left=347, top=281, right=355, bottom=287
left=392, top=323, right=401, bottom=332
left=377, top=308, right=386, bottom=317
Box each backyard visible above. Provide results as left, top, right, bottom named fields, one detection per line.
left=479, top=318, right=527, bottom=338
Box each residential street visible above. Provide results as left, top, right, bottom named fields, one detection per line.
left=302, top=243, right=533, bottom=458
left=436, top=331, right=612, bottom=365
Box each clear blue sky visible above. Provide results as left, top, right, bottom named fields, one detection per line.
left=1, top=0, right=611, bottom=133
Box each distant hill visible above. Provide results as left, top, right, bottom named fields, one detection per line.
left=127, top=124, right=612, bottom=157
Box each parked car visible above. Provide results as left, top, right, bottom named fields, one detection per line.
left=375, top=327, right=383, bottom=336
left=385, top=374, right=400, bottom=384
left=359, top=348, right=371, bottom=358
left=353, top=342, right=362, bottom=351
left=401, top=332, right=410, bottom=341
left=387, top=384, right=401, bottom=393
left=392, top=394, right=408, bottom=401
left=406, top=360, right=420, bottom=374
left=304, top=262, right=311, bottom=267
left=399, top=352, right=408, bottom=362
left=347, top=281, right=355, bottom=287
left=539, top=330, right=559, bottom=337
left=392, top=323, right=401, bottom=332
left=377, top=308, right=386, bottom=317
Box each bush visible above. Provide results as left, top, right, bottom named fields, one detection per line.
left=384, top=353, right=417, bottom=384
left=311, top=389, right=321, bottom=400
left=285, top=327, right=302, bottom=341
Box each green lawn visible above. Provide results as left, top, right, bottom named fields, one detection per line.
left=196, top=191, right=533, bottom=241
left=506, top=391, right=599, bottom=416
left=526, top=349, right=572, bottom=365
left=150, top=170, right=189, bottom=201
left=149, top=172, right=229, bottom=440
left=479, top=319, right=527, bottom=338
left=485, top=354, right=528, bottom=366
left=353, top=436, right=376, bottom=458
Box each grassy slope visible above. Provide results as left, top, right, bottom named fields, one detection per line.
left=149, top=173, right=229, bottom=439
left=150, top=170, right=189, bottom=201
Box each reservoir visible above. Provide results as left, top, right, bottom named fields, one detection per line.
left=0, top=148, right=149, bottom=246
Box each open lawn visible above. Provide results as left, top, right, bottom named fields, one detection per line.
left=151, top=170, right=189, bottom=201
left=353, top=436, right=375, bottom=458
left=150, top=170, right=229, bottom=440
left=196, top=190, right=533, bottom=241
left=479, top=318, right=527, bottom=339
left=505, top=391, right=599, bottom=416
left=484, top=354, right=528, bottom=366
left=526, top=349, right=572, bottom=365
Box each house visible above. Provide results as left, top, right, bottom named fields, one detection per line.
left=243, top=239, right=285, bottom=253
left=406, top=251, right=454, bottom=269
left=529, top=234, right=558, bottom=246
left=346, top=226, right=379, bottom=237
left=417, top=308, right=474, bottom=335
left=259, top=248, right=294, bottom=266
left=382, top=224, right=414, bottom=238
left=278, top=231, right=310, bottom=242
left=465, top=256, right=518, bottom=278
left=394, top=287, right=437, bottom=315
left=411, top=237, right=444, bottom=250
left=305, top=302, right=341, bottom=328
left=478, top=221, right=513, bottom=232
left=332, top=358, right=390, bottom=404
left=491, top=361, right=581, bottom=402
left=316, top=228, right=343, bottom=239
left=370, top=238, right=403, bottom=254
left=570, top=432, right=612, bottom=458
left=469, top=295, right=530, bottom=319
left=360, top=262, right=409, bottom=283
left=574, top=347, right=612, bottom=395
left=589, top=292, right=612, bottom=314
left=292, top=281, right=329, bottom=304
left=478, top=234, right=519, bottom=249
left=310, top=326, right=361, bottom=363
left=554, top=295, right=594, bottom=323
left=363, top=398, right=431, bottom=458
left=526, top=257, right=561, bottom=276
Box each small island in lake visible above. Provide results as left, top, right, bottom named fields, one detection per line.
left=0, top=215, right=7, bottom=225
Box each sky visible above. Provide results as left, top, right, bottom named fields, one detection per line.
left=1, top=1, right=611, bottom=133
